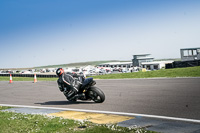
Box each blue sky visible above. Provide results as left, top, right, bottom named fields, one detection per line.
left=0, top=0, right=200, bottom=68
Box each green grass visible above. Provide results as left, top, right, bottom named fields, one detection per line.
left=0, top=107, right=154, bottom=133
left=93, top=66, right=200, bottom=79
left=0, top=106, right=12, bottom=110
left=0, top=66, right=200, bottom=81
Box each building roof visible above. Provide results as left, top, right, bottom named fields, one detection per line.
left=180, top=47, right=200, bottom=50
left=133, top=54, right=151, bottom=56
left=137, top=57, right=154, bottom=60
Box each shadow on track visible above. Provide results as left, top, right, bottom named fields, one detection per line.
left=35, top=100, right=96, bottom=105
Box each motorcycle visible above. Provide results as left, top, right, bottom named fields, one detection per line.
left=63, top=77, right=105, bottom=103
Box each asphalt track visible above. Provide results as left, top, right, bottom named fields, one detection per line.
left=0, top=78, right=200, bottom=120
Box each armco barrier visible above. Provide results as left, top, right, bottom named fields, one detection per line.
left=173, top=60, right=200, bottom=68
left=166, top=59, right=200, bottom=69
left=0, top=74, right=58, bottom=78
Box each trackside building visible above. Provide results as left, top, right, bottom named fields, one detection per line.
left=132, top=54, right=154, bottom=67
left=132, top=54, right=174, bottom=70
left=180, top=47, right=200, bottom=61
left=141, top=61, right=174, bottom=70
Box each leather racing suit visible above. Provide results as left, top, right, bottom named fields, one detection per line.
left=57, top=72, right=85, bottom=100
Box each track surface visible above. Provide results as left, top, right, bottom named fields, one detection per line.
left=0, top=78, right=200, bottom=120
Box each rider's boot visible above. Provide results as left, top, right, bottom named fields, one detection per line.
left=68, top=93, right=85, bottom=101
left=67, top=88, right=78, bottom=100
left=77, top=93, right=85, bottom=98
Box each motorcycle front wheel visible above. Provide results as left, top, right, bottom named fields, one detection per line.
left=87, top=86, right=105, bottom=103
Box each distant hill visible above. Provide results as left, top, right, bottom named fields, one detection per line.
left=1, top=58, right=180, bottom=70
left=0, top=60, right=129, bottom=70
left=34, top=60, right=130, bottom=69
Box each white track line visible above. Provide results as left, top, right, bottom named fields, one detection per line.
left=1, top=103, right=200, bottom=123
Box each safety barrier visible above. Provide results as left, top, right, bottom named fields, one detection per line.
left=0, top=74, right=58, bottom=78
left=0, top=73, right=111, bottom=78
left=166, top=60, right=200, bottom=69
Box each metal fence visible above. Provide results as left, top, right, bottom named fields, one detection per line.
left=166, top=60, right=200, bottom=69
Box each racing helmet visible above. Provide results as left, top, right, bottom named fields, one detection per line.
left=56, top=68, right=64, bottom=76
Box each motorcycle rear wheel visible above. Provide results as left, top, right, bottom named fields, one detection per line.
left=87, top=86, right=105, bottom=103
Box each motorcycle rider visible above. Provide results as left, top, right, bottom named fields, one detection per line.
left=56, top=68, right=85, bottom=101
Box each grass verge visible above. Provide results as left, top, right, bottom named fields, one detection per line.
left=93, top=66, right=200, bottom=79
left=0, top=107, right=155, bottom=133
left=0, top=66, right=199, bottom=81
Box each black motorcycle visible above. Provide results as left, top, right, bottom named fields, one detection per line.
left=63, top=78, right=105, bottom=103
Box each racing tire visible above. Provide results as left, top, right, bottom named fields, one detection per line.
left=88, top=86, right=105, bottom=103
